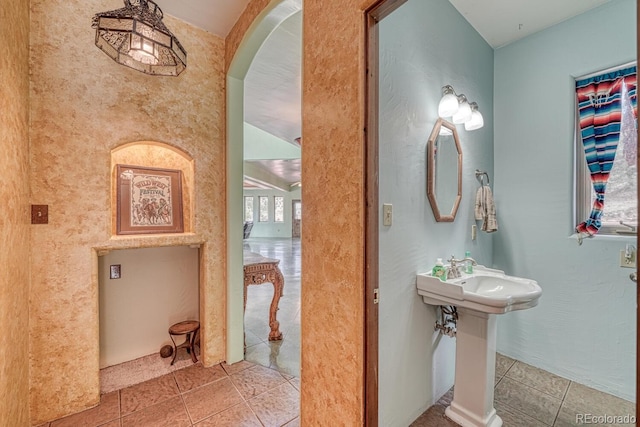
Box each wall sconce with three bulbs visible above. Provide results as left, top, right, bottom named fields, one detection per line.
left=437, top=85, right=484, bottom=131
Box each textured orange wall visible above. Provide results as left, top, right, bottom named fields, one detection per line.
left=0, top=0, right=31, bottom=426
left=28, top=1, right=226, bottom=424
left=300, top=0, right=377, bottom=423
left=227, top=0, right=377, bottom=424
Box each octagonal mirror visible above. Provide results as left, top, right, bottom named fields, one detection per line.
left=427, top=118, right=462, bottom=222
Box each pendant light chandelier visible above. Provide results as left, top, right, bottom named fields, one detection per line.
left=92, top=0, right=187, bottom=76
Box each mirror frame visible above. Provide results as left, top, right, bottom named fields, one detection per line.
left=426, top=118, right=462, bottom=222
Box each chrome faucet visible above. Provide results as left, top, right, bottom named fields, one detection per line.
left=446, top=255, right=478, bottom=279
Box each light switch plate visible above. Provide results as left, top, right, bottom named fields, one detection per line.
left=382, top=204, right=392, bottom=226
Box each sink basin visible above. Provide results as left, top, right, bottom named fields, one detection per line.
left=416, top=266, right=542, bottom=314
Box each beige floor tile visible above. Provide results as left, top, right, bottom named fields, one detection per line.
left=100, top=351, right=195, bottom=394
left=280, top=372, right=295, bottom=380
left=554, top=382, right=635, bottom=427
left=244, top=328, right=263, bottom=347
left=553, top=406, right=583, bottom=427
left=231, top=364, right=287, bottom=399
left=494, top=400, right=550, bottom=427
left=437, top=388, right=454, bottom=406
left=248, top=382, right=300, bottom=427
left=495, top=377, right=562, bottom=425
left=173, top=362, right=228, bottom=392
left=50, top=391, right=119, bottom=427
left=269, top=339, right=300, bottom=377
left=244, top=347, right=284, bottom=365
left=283, top=417, right=300, bottom=427
left=505, top=361, right=570, bottom=399
left=222, top=360, right=255, bottom=376
left=121, top=396, right=190, bottom=427
left=183, top=377, right=244, bottom=423
left=288, top=376, right=301, bottom=391
left=194, top=402, right=262, bottom=426
left=409, top=402, right=459, bottom=427
left=495, top=353, right=516, bottom=377
left=244, top=341, right=276, bottom=369
left=120, top=373, right=179, bottom=415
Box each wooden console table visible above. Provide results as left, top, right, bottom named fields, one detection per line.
left=243, top=252, right=284, bottom=341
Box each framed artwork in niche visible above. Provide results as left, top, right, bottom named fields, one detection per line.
left=116, top=165, right=184, bottom=235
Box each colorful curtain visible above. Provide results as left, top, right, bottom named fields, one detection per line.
left=575, top=65, right=637, bottom=236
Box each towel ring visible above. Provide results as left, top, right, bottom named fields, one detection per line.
left=475, top=169, right=490, bottom=186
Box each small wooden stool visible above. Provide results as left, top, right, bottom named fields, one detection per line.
left=168, top=320, right=200, bottom=365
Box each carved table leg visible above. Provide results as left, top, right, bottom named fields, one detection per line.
left=268, top=266, right=284, bottom=341
left=243, top=260, right=285, bottom=342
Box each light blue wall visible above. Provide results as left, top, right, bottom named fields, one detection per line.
left=494, top=0, right=636, bottom=401
left=243, top=188, right=301, bottom=238
left=379, top=1, right=494, bottom=425
left=244, top=123, right=301, bottom=160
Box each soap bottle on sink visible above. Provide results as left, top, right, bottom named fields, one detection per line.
left=432, top=258, right=446, bottom=282
left=465, top=251, right=473, bottom=274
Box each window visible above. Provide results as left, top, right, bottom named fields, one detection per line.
left=575, top=65, right=637, bottom=236
left=244, top=196, right=254, bottom=222
left=274, top=196, right=284, bottom=222
left=259, top=196, right=269, bottom=222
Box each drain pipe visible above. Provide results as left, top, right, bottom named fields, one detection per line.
left=435, top=305, right=457, bottom=337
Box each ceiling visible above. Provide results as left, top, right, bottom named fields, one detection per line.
left=153, top=0, right=251, bottom=38
left=152, top=0, right=614, bottom=187
left=447, top=0, right=611, bottom=48
left=244, top=12, right=302, bottom=146
left=153, top=0, right=612, bottom=46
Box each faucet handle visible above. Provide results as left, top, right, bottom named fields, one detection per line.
left=447, top=255, right=457, bottom=265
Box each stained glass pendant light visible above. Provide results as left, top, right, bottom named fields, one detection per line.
left=92, top=0, right=187, bottom=76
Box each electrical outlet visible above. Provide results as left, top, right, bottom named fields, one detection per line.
left=382, top=204, right=392, bottom=226
left=620, top=249, right=636, bottom=268
left=471, top=224, right=477, bottom=241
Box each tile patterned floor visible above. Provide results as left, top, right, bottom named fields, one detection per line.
left=41, top=361, right=300, bottom=427
left=411, top=353, right=636, bottom=427
left=41, top=239, right=636, bottom=426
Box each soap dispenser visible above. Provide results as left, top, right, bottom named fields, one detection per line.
left=432, top=258, right=446, bottom=282
left=465, top=251, right=473, bottom=274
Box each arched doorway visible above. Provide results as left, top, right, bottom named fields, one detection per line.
left=226, top=0, right=302, bottom=365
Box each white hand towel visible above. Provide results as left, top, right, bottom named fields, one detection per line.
left=475, top=185, right=498, bottom=233
left=474, top=187, right=484, bottom=221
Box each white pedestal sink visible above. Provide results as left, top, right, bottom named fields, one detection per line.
left=417, top=266, right=542, bottom=427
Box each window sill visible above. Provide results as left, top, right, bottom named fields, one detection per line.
left=568, top=232, right=637, bottom=244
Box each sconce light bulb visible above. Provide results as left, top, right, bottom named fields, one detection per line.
left=452, top=95, right=472, bottom=124
left=465, top=110, right=484, bottom=131
left=465, top=102, right=484, bottom=131
left=438, top=85, right=459, bottom=117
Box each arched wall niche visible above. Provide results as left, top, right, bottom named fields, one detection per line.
left=110, top=141, right=195, bottom=235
